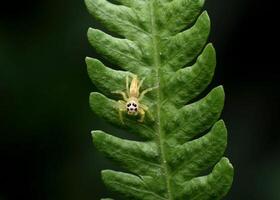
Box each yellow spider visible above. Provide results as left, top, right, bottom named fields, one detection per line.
left=112, top=75, right=156, bottom=123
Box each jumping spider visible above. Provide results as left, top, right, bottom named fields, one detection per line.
left=112, top=75, right=156, bottom=123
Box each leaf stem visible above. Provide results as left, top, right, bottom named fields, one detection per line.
left=150, top=1, right=173, bottom=200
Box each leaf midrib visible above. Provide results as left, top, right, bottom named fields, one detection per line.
left=149, top=1, right=173, bottom=200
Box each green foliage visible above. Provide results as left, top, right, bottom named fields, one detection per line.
left=85, top=0, right=234, bottom=199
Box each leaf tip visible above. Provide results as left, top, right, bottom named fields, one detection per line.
left=205, top=43, right=215, bottom=53
left=200, top=10, right=210, bottom=21
left=213, top=85, right=225, bottom=97
left=201, top=43, right=216, bottom=65
left=214, top=119, right=226, bottom=129
left=89, top=92, right=100, bottom=108
left=209, top=86, right=224, bottom=100
left=101, top=169, right=114, bottom=181
left=208, top=86, right=225, bottom=110
left=87, top=28, right=93, bottom=37
left=220, top=157, right=234, bottom=174
left=193, top=11, right=210, bottom=37
left=86, top=57, right=101, bottom=71
left=90, top=92, right=109, bottom=107
left=85, top=57, right=96, bottom=69
left=87, top=28, right=99, bottom=40
left=89, top=91, right=97, bottom=98
left=91, top=130, right=103, bottom=138
left=91, top=130, right=106, bottom=147
left=85, top=56, right=92, bottom=62
left=87, top=27, right=94, bottom=33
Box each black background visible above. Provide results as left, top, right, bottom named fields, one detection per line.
left=0, top=0, right=279, bottom=199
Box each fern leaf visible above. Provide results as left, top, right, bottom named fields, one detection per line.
left=85, top=0, right=234, bottom=199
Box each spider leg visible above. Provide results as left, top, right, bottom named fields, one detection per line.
left=117, top=100, right=127, bottom=124
left=138, top=86, right=158, bottom=101
left=112, top=90, right=128, bottom=101
left=138, top=107, right=146, bottom=123
left=140, top=104, right=154, bottom=121
left=138, top=104, right=154, bottom=122
left=126, top=75, right=130, bottom=95
left=138, top=77, right=146, bottom=90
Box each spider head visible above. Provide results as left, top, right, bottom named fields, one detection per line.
left=126, top=100, right=138, bottom=115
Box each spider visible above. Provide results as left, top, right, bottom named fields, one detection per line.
left=112, top=75, right=156, bottom=123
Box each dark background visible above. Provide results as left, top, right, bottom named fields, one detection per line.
left=0, top=0, right=279, bottom=199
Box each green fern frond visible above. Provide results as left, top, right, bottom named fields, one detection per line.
left=85, top=0, right=234, bottom=199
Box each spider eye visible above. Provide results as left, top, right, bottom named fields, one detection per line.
left=127, top=108, right=129, bottom=111
left=130, top=108, right=134, bottom=111
left=135, top=108, right=138, bottom=111
left=132, top=103, right=137, bottom=107
left=127, top=103, right=131, bottom=107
